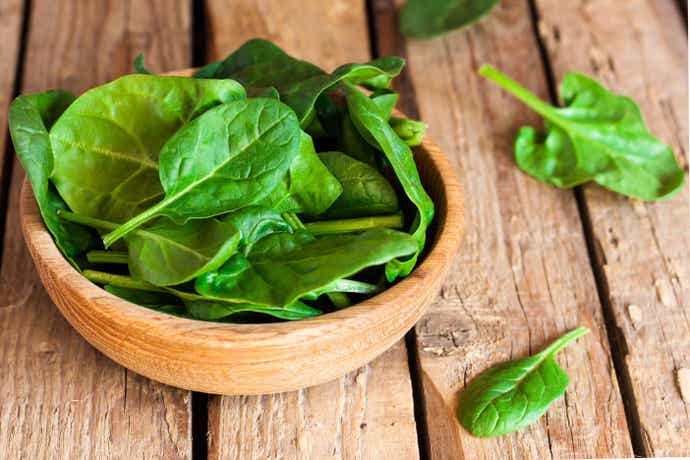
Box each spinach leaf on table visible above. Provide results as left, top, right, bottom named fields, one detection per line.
left=195, top=228, right=418, bottom=307
left=318, top=151, right=399, bottom=218
left=103, top=98, right=302, bottom=246
left=457, top=327, right=589, bottom=437
left=480, top=65, right=686, bottom=200
left=9, top=91, right=100, bottom=266
left=49, top=75, right=246, bottom=222
left=255, top=132, right=343, bottom=215
left=343, top=83, right=434, bottom=280
left=400, top=0, right=500, bottom=39
left=194, top=38, right=404, bottom=127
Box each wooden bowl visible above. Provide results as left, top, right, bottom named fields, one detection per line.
left=19, top=69, right=464, bottom=395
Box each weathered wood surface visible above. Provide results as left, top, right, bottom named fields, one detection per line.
left=203, top=1, right=419, bottom=458
left=0, top=1, right=193, bottom=458
left=372, top=0, right=635, bottom=458
left=534, top=0, right=690, bottom=456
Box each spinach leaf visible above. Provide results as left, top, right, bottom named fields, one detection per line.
left=400, top=0, right=500, bottom=39
left=457, top=327, right=589, bottom=437
left=85, top=270, right=321, bottom=321
left=49, top=75, right=246, bottom=222
left=105, top=284, right=179, bottom=307
left=343, top=83, right=434, bottom=280
left=9, top=91, right=100, bottom=266
left=194, top=38, right=404, bottom=127
left=341, top=113, right=379, bottom=167
left=221, top=206, right=293, bottom=255
left=59, top=210, right=241, bottom=286
left=195, top=228, right=418, bottom=307
left=371, top=90, right=399, bottom=120
left=480, top=65, right=686, bottom=200
left=391, top=117, right=427, bottom=146
left=256, top=132, right=342, bottom=215
left=103, top=98, right=302, bottom=246
left=318, top=151, right=398, bottom=218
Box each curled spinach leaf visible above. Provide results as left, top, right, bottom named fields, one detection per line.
left=457, top=327, right=589, bottom=437
left=221, top=206, right=293, bottom=255
left=103, top=98, right=302, bottom=246
left=391, top=117, right=427, bottom=146
left=195, top=228, right=418, bottom=307
left=49, top=75, right=246, bottom=222
left=343, top=83, right=434, bottom=280
left=318, top=151, right=399, bottom=218
left=9, top=91, right=100, bottom=266
left=480, top=65, right=686, bottom=200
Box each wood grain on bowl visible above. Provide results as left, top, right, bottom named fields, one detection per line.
left=19, top=68, right=463, bottom=395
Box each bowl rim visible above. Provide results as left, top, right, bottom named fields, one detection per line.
left=19, top=68, right=464, bottom=385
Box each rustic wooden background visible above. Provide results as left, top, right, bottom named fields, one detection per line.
left=0, top=0, right=687, bottom=458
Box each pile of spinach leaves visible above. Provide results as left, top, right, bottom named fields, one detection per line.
left=9, top=39, right=434, bottom=323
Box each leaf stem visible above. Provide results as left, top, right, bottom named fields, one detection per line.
left=102, top=199, right=168, bottom=248
left=58, top=210, right=118, bottom=231
left=331, top=278, right=381, bottom=295
left=541, top=326, right=590, bottom=356
left=479, top=64, right=556, bottom=119
left=304, top=213, right=403, bottom=235
left=86, top=250, right=128, bottom=264
left=83, top=269, right=165, bottom=292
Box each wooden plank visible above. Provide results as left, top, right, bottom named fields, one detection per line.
left=203, top=1, right=419, bottom=459
left=0, top=0, right=23, bottom=211
left=0, top=1, right=193, bottom=457
left=371, top=0, right=634, bottom=458
left=533, top=0, right=690, bottom=456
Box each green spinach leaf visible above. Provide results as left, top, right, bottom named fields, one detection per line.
left=103, top=97, right=302, bottom=246
left=194, top=39, right=404, bottom=127
left=480, top=65, right=686, bottom=200
left=256, top=132, right=342, bottom=215
left=318, top=151, right=398, bottom=218
left=457, top=327, right=589, bottom=437
left=59, top=210, right=241, bottom=286
left=221, top=206, right=293, bottom=255
left=49, top=75, right=246, bottom=222
left=9, top=91, right=101, bottom=266
left=400, top=0, right=500, bottom=39
left=195, top=228, right=417, bottom=307
left=343, top=83, right=434, bottom=280
left=133, top=53, right=155, bottom=75
left=391, top=117, right=427, bottom=146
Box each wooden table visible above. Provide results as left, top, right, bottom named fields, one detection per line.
left=0, top=0, right=687, bottom=458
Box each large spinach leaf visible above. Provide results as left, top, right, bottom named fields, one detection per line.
left=195, top=228, right=418, bottom=307
left=343, top=83, right=434, bottom=280
left=49, top=75, right=246, bottom=222
left=9, top=91, right=100, bottom=266
left=103, top=98, right=302, bottom=246
left=400, top=0, right=500, bottom=39
left=480, top=65, right=686, bottom=200
left=256, top=132, right=342, bottom=215
left=457, top=327, right=589, bottom=437
left=194, top=38, right=404, bottom=127
left=318, top=151, right=398, bottom=218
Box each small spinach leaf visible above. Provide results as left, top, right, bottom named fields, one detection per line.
left=318, top=151, right=398, bottom=218
left=391, top=117, right=427, bottom=146
left=221, top=206, right=293, bottom=255
left=103, top=98, right=302, bottom=246
left=343, top=83, right=434, bottom=280
left=457, top=327, right=589, bottom=437
left=134, top=53, right=155, bottom=75
left=400, top=0, right=500, bottom=39
left=9, top=91, right=100, bottom=266
left=480, top=65, right=686, bottom=200
left=195, top=228, right=418, bottom=307
left=49, top=75, right=246, bottom=222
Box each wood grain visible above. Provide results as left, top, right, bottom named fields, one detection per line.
left=204, top=0, right=420, bottom=457
left=372, top=0, right=634, bottom=458
left=534, top=0, right=690, bottom=456
left=0, top=1, right=192, bottom=457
